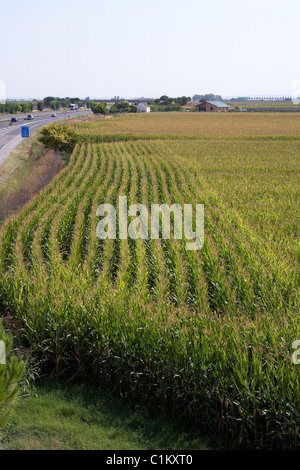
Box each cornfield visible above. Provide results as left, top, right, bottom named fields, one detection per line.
left=0, top=112, right=300, bottom=449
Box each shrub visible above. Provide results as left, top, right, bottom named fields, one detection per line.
left=90, top=103, right=108, bottom=115
left=38, top=124, right=79, bottom=154
left=0, top=320, right=26, bottom=428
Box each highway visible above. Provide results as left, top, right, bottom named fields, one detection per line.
left=0, top=109, right=91, bottom=166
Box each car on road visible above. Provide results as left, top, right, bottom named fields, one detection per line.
left=25, top=114, right=34, bottom=120
left=51, top=113, right=57, bottom=117
left=11, top=117, right=18, bottom=122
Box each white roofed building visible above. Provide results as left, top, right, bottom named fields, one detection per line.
left=136, top=102, right=150, bottom=113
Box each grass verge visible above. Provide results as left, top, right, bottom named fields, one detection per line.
left=0, top=130, right=65, bottom=222
left=0, top=379, right=227, bottom=450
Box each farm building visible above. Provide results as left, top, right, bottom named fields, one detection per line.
left=195, top=100, right=230, bottom=112
left=136, top=102, right=151, bottom=113
left=185, top=101, right=200, bottom=107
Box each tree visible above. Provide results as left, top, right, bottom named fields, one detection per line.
left=44, top=96, right=55, bottom=108
left=86, top=100, right=94, bottom=109
left=50, top=100, right=59, bottom=111
left=110, top=101, right=132, bottom=113
left=19, top=102, right=33, bottom=113
left=174, top=96, right=191, bottom=106
left=37, top=100, right=44, bottom=111
left=159, top=95, right=169, bottom=105
left=129, top=104, right=137, bottom=113
left=193, top=93, right=223, bottom=102
left=38, top=124, right=79, bottom=153
left=91, top=102, right=107, bottom=115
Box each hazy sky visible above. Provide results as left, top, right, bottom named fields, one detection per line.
left=1, top=0, right=300, bottom=99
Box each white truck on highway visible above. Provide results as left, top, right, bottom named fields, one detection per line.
left=70, top=104, right=78, bottom=110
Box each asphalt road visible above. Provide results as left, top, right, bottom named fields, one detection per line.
left=0, top=109, right=91, bottom=166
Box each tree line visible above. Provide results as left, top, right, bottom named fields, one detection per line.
left=0, top=97, right=86, bottom=114
left=89, top=101, right=137, bottom=115
left=43, top=97, right=85, bottom=111
left=89, top=96, right=194, bottom=115
left=192, top=93, right=222, bottom=102
left=150, top=95, right=191, bottom=111
left=154, top=95, right=191, bottom=106
left=0, top=101, right=34, bottom=114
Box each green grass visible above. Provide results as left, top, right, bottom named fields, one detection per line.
left=0, top=380, right=226, bottom=450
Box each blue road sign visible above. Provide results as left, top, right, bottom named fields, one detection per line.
left=21, top=126, right=29, bottom=138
